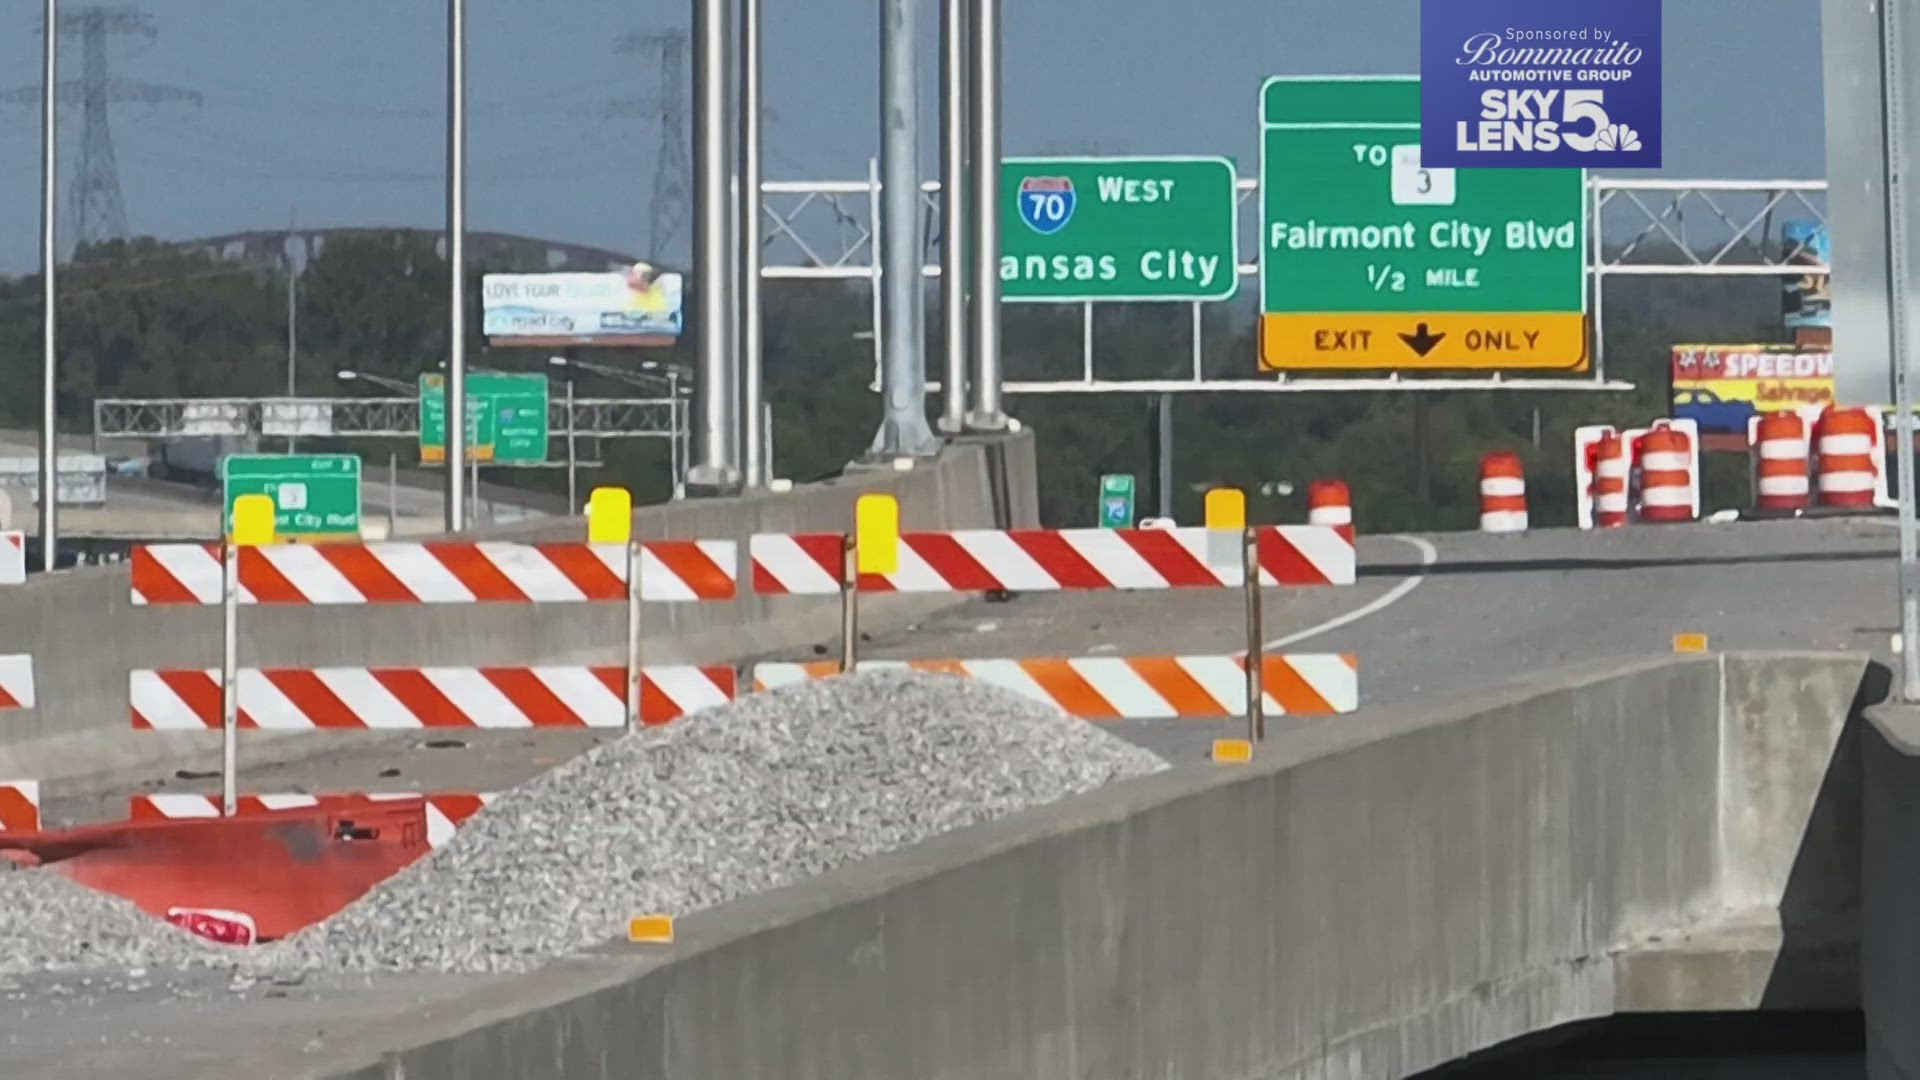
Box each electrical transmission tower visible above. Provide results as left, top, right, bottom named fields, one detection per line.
left=3, top=5, right=201, bottom=250
left=607, top=29, right=692, bottom=262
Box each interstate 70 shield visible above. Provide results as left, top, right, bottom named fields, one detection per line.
left=1017, top=176, right=1076, bottom=235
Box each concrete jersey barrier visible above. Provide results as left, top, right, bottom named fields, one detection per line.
left=0, top=433, right=1037, bottom=783
left=210, top=650, right=1873, bottom=1080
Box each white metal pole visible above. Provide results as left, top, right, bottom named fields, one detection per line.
left=624, top=540, right=642, bottom=731
left=445, top=0, right=468, bottom=530
left=964, top=0, right=1006, bottom=429
left=565, top=378, right=577, bottom=511
left=686, top=0, right=739, bottom=492
left=870, top=0, right=938, bottom=458
left=937, top=0, right=970, bottom=432
left=1081, top=303, right=1093, bottom=383
left=739, top=0, right=765, bottom=487
left=38, top=0, right=58, bottom=573
left=221, top=542, right=239, bottom=815
left=388, top=452, right=397, bottom=534
left=286, top=212, right=298, bottom=453
left=1878, top=0, right=1920, bottom=699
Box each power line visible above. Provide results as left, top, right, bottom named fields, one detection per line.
left=612, top=28, right=691, bottom=262
left=0, top=5, right=201, bottom=250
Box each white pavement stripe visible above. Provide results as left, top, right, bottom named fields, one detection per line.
left=1265, top=535, right=1437, bottom=650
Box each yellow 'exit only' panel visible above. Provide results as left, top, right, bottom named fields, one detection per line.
left=1260, top=312, right=1589, bottom=372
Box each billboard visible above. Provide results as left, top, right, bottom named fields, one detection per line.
left=1781, top=220, right=1831, bottom=330
left=482, top=264, right=683, bottom=343
left=1670, top=343, right=1832, bottom=434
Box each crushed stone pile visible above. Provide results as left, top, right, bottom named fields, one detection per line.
left=250, top=670, right=1166, bottom=975
left=0, top=867, right=232, bottom=975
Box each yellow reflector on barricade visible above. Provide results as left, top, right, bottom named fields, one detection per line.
left=856, top=493, right=900, bottom=575
left=1204, top=488, right=1246, bottom=531
left=587, top=487, right=633, bottom=544
left=231, top=494, right=276, bottom=546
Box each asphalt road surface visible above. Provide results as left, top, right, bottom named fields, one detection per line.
left=42, top=515, right=1901, bottom=822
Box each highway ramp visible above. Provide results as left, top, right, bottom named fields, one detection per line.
left=847, top=516, right=1898, bottom=759
left=35, top=515, right=1901, bottom=820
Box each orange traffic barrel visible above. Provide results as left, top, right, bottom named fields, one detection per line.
left=1638, top=421, right=1695, bottom=523
left=1753, top=412, right=1810, bottom=512
left=1307, top=479, right=1354, bottom=541
left=1815, top=406, right=1878, bottom=508
left=1590, top=432, right=1630, bottom=528
left=1478, top=452, right=1528, bottom=534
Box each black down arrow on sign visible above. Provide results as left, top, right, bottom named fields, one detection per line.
left=1398, top=322, right=1446, bottom=357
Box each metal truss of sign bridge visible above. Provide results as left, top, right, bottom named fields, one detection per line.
left=92, top=397, right=675, bottom=442
left=757, top=172, right=1828, bottom=395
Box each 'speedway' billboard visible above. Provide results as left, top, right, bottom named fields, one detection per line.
left=482, top=264, right=683, bottom=344
left=1670, top=343, right=1832, bottom=434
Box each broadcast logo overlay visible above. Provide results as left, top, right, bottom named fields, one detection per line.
left=1420, top=0, right=1661, bottom=169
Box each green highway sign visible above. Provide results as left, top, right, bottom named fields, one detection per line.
left=1001, top=156, right=1239, bottom=302
left=419, top=372, right=550, bottom=464
left=1098, top=474, right=1136, bottom=528
left=1259, top=76, right=1588, bottom=372
left=223, top=453, right=361, bottom=542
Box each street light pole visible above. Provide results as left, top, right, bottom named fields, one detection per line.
left=565, top=377, right=577, bottom=511
left=444, top=0, right=469, bottom=532
left=38, top=0, right=59, bottom=572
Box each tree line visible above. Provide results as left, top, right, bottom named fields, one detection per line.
left=0, top=231, right=1791, bottom=530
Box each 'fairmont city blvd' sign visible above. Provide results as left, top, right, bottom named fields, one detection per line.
left=999, top=156, right=1239, bottom=302
left=1259, top=75, right=1589, bottom=372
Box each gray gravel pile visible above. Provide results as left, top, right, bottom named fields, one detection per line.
left=0, top=867, right=232, bottom=975
left=251, top=670, right=1166, bottom=974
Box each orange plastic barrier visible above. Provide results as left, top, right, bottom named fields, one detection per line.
left=0, top=799, right=429, bottom=942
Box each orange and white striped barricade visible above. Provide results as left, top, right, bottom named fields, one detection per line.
left=129, top=536, right=739, bottom=811
left=1638, top=420, right=1698, bottom=524
left=1814, top=406, right=1880, bottom=509
left=1306, top=480, right=1354, bottom=542
left=0, top=781, right=39, bottom=832
left=0, top=653, right=34, bottom=710
left=752, top=519, right=1355, bottom=746
left=1574, top=426, right=1629, bottom=529
left=0, top=530, right=22, bottom=585
left=129, top=664, right=735, bottom=731
left=1478, top=452, right=1528, bottom=534
left=130, top=792, right=496, bottom=849
left=748, top=525, right=1356, bottom=595
left=1749, top=412, right=1811, bottom=514
left=752, top=654, right=1359, bottom=720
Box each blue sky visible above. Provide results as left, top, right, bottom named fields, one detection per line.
left=0, top=0, right=1824, bottom=273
